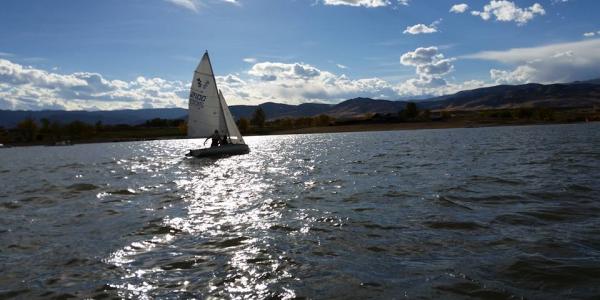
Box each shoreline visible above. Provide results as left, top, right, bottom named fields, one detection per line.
left=1, top=120, right=595, bottom=148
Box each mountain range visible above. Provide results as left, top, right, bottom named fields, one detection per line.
left=1, top=80, right=599, bottom=128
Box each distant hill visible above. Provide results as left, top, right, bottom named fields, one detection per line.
left=418, top=82, right=600, bottom=111
left=2, top=79, right=599, bottom=128
left=0, top=108, right=187, bottom=128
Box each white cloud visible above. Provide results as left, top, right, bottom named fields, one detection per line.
left=490, top=65, right=537, bottom=84
left=336, top=64, right=348, bottom=69
left=165, top=0, right=199, bottom=12
left=217, top=61, right=399, bottom=103
left=0, top=58, right=187, bottom=110
left=471, top=1, right=545, bottom=25
left=243, top=57, right=257, bottom=63
left=583, top=31, right=600, bottom=37
left=450, top=3, right=469, bottom=13
left=0, top=52, right=505, bottom=111
left=403, top=23, right=437, bottom=35
left=399, top=46, right=454, bottom=77
left=400, top=47, right=443, bottom=66
left=465, top=39, right=600, bottom=84
left=322, top=0, right=408, bottom=7
left=393, top=46, right=474, bottom=97
left=323, top=0, right=389, bottom=7
left=396, top=78, right=487, bottom=98
left=165, top=0, right=237, bottom=12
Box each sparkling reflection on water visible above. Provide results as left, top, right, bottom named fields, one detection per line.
left=1, top=123, right=600, bottom=299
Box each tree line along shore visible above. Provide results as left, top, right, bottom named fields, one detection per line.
left=1, top=103, right=598, bottom=147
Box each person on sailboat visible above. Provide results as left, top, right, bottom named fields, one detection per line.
left=205, top=130, right=221, bottom=148
left=220, top=134, right=229, bottom=146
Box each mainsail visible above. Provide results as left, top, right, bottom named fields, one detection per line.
left=187, top=52, right=227, bottom=138
left=218, top=90, right=245, bottom=144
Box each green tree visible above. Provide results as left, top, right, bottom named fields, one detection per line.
left=66, top=120, right=93, bottom=139
left=316, top=114, right=332, bottom=126
left=238, top=117, right=250, bottom=133
left=251, top=107, right=266, bottom=128
left=535, top=107, right=555, bottom=121
left=95, top=121, right=103, bottom=133
left=0, top=126, right=7, bottom=143
left=405, top=102, right=418, bottom=119
left=38, top=118, right=51, bottom=141
left=49, top=121, right=63, bottom=141
left=441, top=111, right=452, bottom=120
left=178, top=121, right=187, bottom=135
left=17, top=118, right=38, bottom=142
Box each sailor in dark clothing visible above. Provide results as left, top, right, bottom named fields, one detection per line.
left=205, top=130, right=220, bottom=148
left=220, top=135, right=229, bottom=146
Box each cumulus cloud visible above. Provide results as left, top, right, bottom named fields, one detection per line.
left=396, top=78, right=487, bottom=98
left=0, top=53, right=498, bottom=111
left=393, top=46, right=473, bottom=97
left=490, top=65, right=537, bottom=84
left=217, top=61, right=399, bottom=104
left=403, top=23, right=437, bottom=35
left=401, top=47, right=445, bottom=67
left=471, top=1, right=545, bottom=25
left=450, top=3, right=469, bottom=13
left=464, top=39, right=600, bottom=84
left=0, top=58, right=187, bottom=110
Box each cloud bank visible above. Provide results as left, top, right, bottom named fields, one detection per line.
left=464, top=39, right=600, bottom=84
left=4, top=38, right=599, bottom=111
left=0, top=59, right=187, bottom=110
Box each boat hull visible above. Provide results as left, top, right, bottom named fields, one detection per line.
left=187, top=143, right=250, bottom=158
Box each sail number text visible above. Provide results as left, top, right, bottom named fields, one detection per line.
left=190, top=91, right=207, bottom=108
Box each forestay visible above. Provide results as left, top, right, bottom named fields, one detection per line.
left=187, top=52, right=227, bottom=138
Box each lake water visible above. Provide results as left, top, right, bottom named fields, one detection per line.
left=1, top=123, right=599, bottom=299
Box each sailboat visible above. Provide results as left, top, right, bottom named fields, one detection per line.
left=186, top=51, right=250, bottom=157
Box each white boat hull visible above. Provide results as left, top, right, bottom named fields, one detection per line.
left=187, top=143, right=250, bottom=158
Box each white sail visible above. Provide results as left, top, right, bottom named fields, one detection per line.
left=187, top=52, right=226, bottom=138
left=218, top=90, right=245, bottom=144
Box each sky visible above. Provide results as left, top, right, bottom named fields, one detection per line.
left=0, top=0, right=599, bottom=110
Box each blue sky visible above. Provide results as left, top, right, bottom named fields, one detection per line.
left=1, top=0, right=599, bottom=110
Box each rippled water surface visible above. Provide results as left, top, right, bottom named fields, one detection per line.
left=1, top=123, right=600, bottom=299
